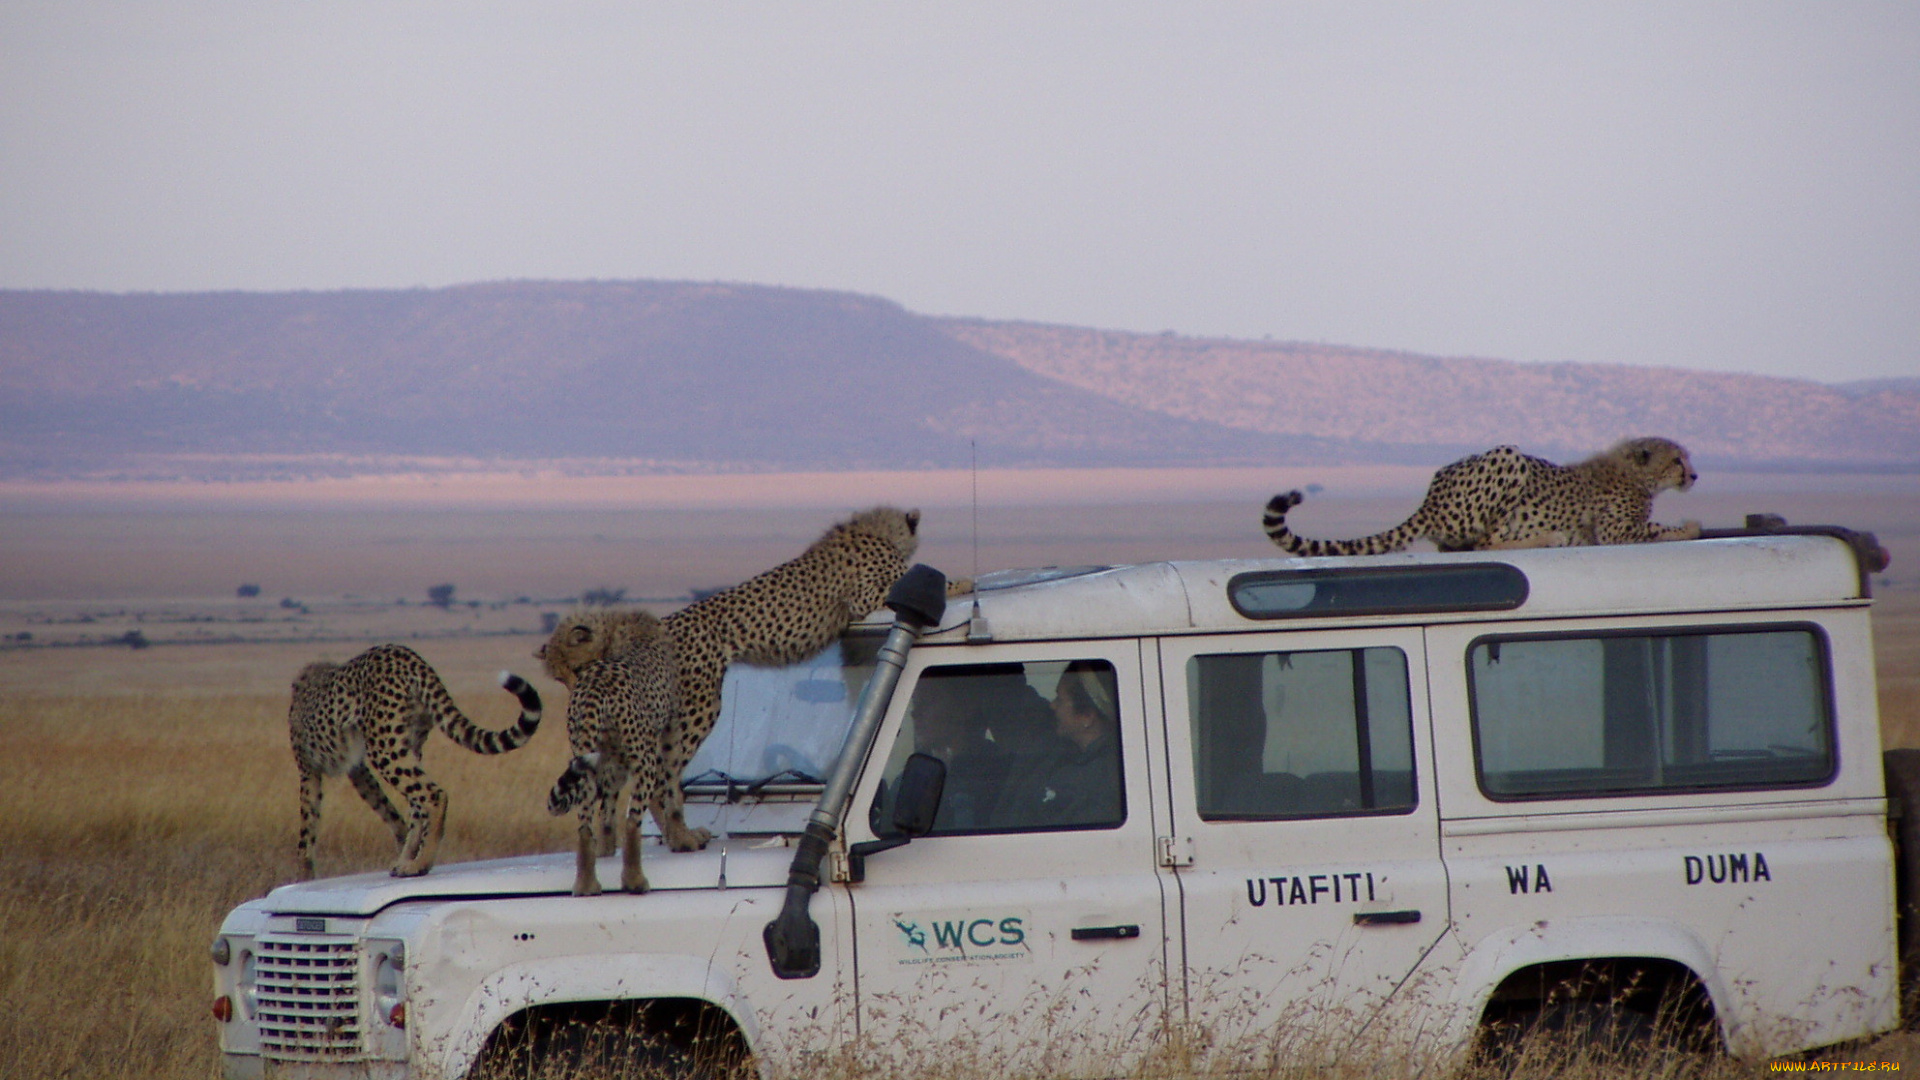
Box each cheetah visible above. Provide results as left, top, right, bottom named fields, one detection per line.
left=1261, top=437, right=1700, bottom=556
left=537, top=607, right=668, bottom=887
left=288, top=644, right=543, bottom=880
left=537, top=505, right=921, bottom=866
left=542, top=610, right=678, bottom=895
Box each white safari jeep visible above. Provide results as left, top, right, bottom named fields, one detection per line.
left=213, top=521, right=1905, bottom=1078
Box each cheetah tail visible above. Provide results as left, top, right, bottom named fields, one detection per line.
left=1260, top=490, right=1426, bottom=557
left=547, top=753, right=601, bottom=816
left=433, top=670, right=543, bottom=755
left=1260, top=491, right=1311, bottom=551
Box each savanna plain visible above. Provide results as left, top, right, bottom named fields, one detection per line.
left=3, top=470, right=1919, bottom=1079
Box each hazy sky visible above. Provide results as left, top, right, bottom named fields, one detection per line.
left=4, top=3, right=1916, bottom=382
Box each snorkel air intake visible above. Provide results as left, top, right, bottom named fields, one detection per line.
left=764, top=564, right=947, bottom=979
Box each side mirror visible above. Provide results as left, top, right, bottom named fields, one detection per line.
left=891, top=753, right=947, bottom=838
left=848, top=753, right=947, bottom=883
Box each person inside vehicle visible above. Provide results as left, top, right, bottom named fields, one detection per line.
left=908, top=672, right=1012, bottom=831
left=992, top=660, right=1123, bottom=829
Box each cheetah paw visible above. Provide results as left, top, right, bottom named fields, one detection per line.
left=665, top=825, right=714, bottom=852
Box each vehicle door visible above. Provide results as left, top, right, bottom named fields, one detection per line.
left=842, top=640, right=1174, bottom=1074
left=1157, top=627, right=1452, bottom=1058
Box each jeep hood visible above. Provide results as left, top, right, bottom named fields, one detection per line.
left=259, top=842, right=800, bottom=917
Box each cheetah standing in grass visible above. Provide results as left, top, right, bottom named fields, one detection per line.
left=1262, top=437, right=1700, bottom=556
left=288, top=644, right=543, bottom=880
left=537, top=506, right=921, bottom=891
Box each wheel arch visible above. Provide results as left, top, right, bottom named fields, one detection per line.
left=1445, top=917, right=1731, bottom=1052
left=432, top=954, right=759, bottom=1079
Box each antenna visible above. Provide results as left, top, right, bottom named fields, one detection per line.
left=967, top=439, right=992, bottom=643
left=970, top=439, right=979, bottom=583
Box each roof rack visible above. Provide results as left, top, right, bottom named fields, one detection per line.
left=1696, top=514, right=1891, bottom=596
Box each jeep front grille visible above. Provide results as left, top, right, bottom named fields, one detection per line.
left=254, top=935, right=363, bottom=1059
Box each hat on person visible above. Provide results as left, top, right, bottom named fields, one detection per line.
left=1060, top=662, right=1116, bottom=722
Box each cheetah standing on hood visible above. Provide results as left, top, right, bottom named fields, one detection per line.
left=537, top=506, right=921, bottom=893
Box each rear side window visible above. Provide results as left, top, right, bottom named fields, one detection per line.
left=1469, top=626, right=1833, bottom=799
left=1228, top=564, right=1528, bottom=620
left=1188, top=647, right=1416, bottom=820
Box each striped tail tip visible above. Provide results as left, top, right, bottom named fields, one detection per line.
left=498, top=671, right=543, bottom=724
left=547, top=754, right=599, bottom=815
left=1262, top=491, right=1307, bottom=544
left=1263, top=490, right=1305, bottom=518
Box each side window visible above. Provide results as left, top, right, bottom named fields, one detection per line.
left=870, top=659, right=1125, bottom=836
left=1469, top=627, right=1834, bottom=799
left=1187, top=647, right=1416, bottom=820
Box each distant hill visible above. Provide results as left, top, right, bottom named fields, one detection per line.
left=1, top=281, right=1914, bottom=480
left=936, top=321, right=1920, bottom=471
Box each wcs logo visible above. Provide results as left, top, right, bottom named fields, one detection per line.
left=893, top=915, right=1028, bottom=956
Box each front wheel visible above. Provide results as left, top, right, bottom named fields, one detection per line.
left=472, top=1021, right=694, bottom=1080
left=470, top=1000, right=749, bottom=1080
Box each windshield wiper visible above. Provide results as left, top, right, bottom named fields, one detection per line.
left=684, top=768, right=825, bottom=803
left=681, top=769, right=748, bottom=802
left=744, top=768, right=826, bottom=797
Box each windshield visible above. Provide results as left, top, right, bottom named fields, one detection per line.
left=683, top=631, right=883, bottom=791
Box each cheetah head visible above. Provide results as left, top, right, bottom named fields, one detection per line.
left=535, top=608, right=664, bottom=687
left=290, top=660, right=339, bottom=695
left=829, top=505, right=922, bottom=562
left=1613, top=437, right=1698, bottom=493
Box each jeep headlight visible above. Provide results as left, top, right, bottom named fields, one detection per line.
left=371, top=942, right=407, bottom=1029
left=238, top=946, right=259, bottom=1020
left=210, top=934, right=260, bottom=1033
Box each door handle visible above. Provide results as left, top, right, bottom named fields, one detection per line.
left=1353, top=910, right=1421, bottom=926
left=1071, top=924, right=1142, bottom=941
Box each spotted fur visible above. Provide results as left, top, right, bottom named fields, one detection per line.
left=544, top=611, right=678, bottom=895
left=289, top=644, right=542, bottom=880
left=537, top=505, right=921, bottom=858
left=537, top=605, right=669, bottom=883
left=1262, top=437, right=1700, bottom=556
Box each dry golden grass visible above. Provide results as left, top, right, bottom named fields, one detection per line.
left=4, top=596, right=1920, bottom=1079
left=0, top=637, right=575, bottom=1080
